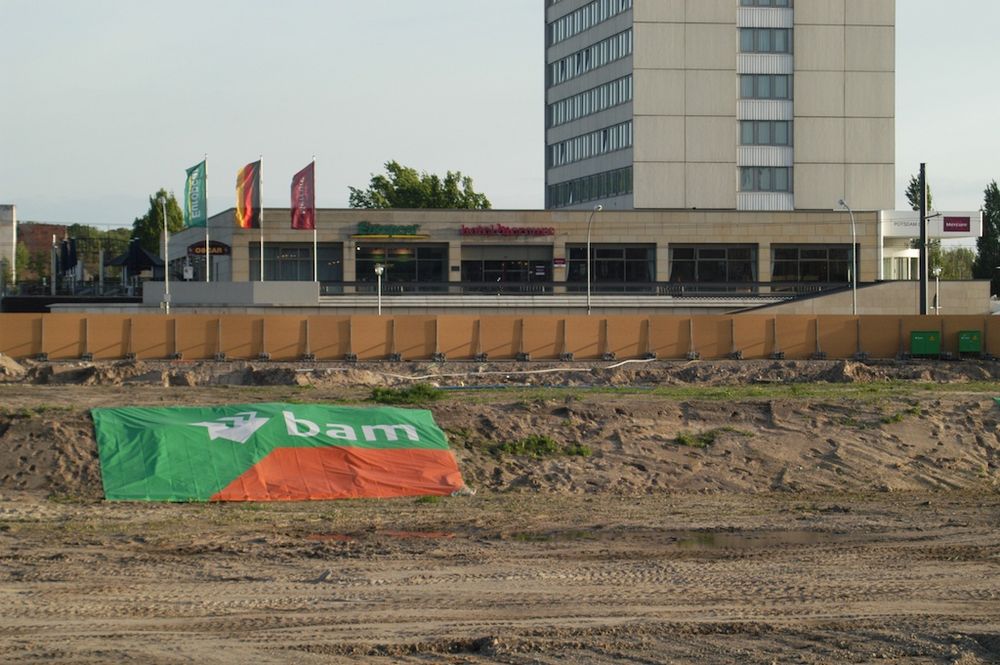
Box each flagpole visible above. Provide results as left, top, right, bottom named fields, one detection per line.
left=259, top=154, right=264, bottom=283
left=204, top=153, right=210, bottom=282
left=312, top=155, right=318, bottom=283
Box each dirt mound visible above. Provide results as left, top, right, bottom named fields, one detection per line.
left=5, top=358, right=1000, bottom=389
left=0, top=353, right=26, bottom=381
left=1, top=387, right=998, bottom=499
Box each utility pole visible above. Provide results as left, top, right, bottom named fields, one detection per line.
left=919, top=163, right=928, bottom=315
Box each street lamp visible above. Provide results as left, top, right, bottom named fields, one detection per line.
left=374, top=263, right=384, bottom=316
left=159, top=195, right=170, bottom=315
left=932, top=266, right=942, bottom=315
left=836, top=199, right=857, bottom=316
left=586, top=204, right=603, bottom=315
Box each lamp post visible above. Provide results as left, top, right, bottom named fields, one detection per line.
left=374, top=263, right=384, bottom=316
left=932, top=266, right=942, bottom=315
left=585, top=204, right=603, bottom=315
left=159, top=195, right=170, bottom=315
left=836, top=199, right=857, bottom=316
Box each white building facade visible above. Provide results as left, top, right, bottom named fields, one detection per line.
left=0, top=205, right=16, bottom=284
left=544, top=0, right=895, bottom=212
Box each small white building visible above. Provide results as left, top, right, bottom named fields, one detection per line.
left=879, top=210, right=983, bottom=280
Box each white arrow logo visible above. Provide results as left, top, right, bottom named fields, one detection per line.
left=191, top=412, right=270, bottom=444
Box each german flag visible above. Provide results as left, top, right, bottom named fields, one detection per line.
left=235, top=160, right=261, bottom=228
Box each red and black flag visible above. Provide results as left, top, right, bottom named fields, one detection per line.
left=235, top=160, right=261, bottom=229
left=290, top=161, right=315, bottom=230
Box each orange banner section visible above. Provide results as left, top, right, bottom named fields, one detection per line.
left=211, top=447, right=465, bottom=502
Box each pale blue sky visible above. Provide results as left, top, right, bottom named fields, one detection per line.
left=0, top=0, right=997, bottom=226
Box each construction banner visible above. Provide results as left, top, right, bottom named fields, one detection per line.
left=91, top=403, right=465, bottom=502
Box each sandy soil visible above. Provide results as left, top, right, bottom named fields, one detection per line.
left=1, top=358, right=1000, bottom=663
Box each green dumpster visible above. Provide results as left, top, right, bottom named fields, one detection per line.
left=958, top=330, right=982, bottom=355
left=910, top=330, right=941, bottom=357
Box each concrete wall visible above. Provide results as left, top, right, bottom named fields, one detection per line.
left=756, top=279, right=990, bottom=316
left=794, top=0, right=895, bottom=210
left=632, top=0, right=737, bottom=209
left=0, top=205, right=15, bottom=284
left=3, top=312, right=997, bottom=361
left=143, top=281, right=320, bottom=307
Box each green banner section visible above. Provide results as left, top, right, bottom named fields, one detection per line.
left=92, top=403, right=450, bottom=502
left=184, top=160, right=207, bottom=227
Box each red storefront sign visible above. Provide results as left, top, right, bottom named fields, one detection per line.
left=460, top=224, right=555, bottom=237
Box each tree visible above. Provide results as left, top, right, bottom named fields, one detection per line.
left=937, top=247, right=976, bottom=280
left=905, top=173, right=933, bottom=212
left=973, top=181, right=1000, bottom=295
left=14, top=241, right=29, bottom=280
left=132, top=189, right=184, bottom=254
left=349, top=161, right=491, bottom=210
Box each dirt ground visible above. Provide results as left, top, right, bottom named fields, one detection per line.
left=1, top=357, right=1000, bottom=663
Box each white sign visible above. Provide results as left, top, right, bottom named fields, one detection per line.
left=880, top=210, right=983, bottom=239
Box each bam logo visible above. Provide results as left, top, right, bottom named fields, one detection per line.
left=191, top=412, right=270, bottom=444
left=283, top=411, right=420, bottom=443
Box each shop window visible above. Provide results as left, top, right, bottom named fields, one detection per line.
left=461, top=245, right=553, bottom=293
left=567, top=244, right=655, bottom=291
left=355, top=244, right=448, bottom=291
left=668, top=245, right=758, bottom=287
left=249, top=243, right=342, bottom=283
left=771, top=244, right=856, bottom=288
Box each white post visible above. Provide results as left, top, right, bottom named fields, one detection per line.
left=933, top=266, right=942, bottom=314
left=375, top=263, right=384, bottom=316
left=160, top=195, right=170, bottom=315
left=586, top=204, right=602, bottom=315
left=312, top=156, right=318, bottom=284
left=259, top=155, right=265, bottom=283
left=204, top=153, right=210, bottom=283
left=837, top=199, right=858, bottom=316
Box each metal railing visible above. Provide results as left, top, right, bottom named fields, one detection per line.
left=319, top=280, right=851, bottom=298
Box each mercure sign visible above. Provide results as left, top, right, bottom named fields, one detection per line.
left=92, top=403, right=465, bottom=502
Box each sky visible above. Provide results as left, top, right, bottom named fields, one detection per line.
left=1, top=0, right=998, bottom=228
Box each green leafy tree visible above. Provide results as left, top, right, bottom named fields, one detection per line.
left=14, top=241, right=29, bottom=280
left=27, top=249, right=50, bottom=281
left=973, top=181, right=1000, bottom=295
left=937, top=247, right=976, bottom=280
left=906, top=174, right=941, bottom=264
left=132, top=189, right=184, bottom=254
left=349, top=161, right=491, bottom=209
left=905, top=174, right=933, bottom=212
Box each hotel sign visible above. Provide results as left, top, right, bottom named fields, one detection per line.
left=460, top=224, right=555, bottom=237
left=943, top=216, right=971, bottom=233
left=353, top=222, right=427, bottom=238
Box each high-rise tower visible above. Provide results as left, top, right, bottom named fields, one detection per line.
left=544, top=0, right=895, bottom=211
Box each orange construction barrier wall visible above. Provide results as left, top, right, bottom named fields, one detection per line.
left=0, top=313, right=996, bottom=361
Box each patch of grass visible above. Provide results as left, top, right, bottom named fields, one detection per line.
left=511, top=532, right=553, bottom=543
left=675, top=431, right=715, bottom=448
left=674, top=426, right=751, bottom=449
left=491, top=435, right=593, bottom=458
left=414, top=495, right=443, bottom=505
left=493, top=434, right=560, bottom=458
left=369, top=383, right=445, bottom=405
left=564, top=443, right=592, bottom=457
left=881, top=404, right=924, bottom=425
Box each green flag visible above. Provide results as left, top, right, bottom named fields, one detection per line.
left=184, top=160, right=207, bottom=227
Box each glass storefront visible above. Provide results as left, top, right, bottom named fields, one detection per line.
left=771, top=244, right=855, bottom=288
left=668, top=245, right=757, bottom=289
left=566, top=244, right=655, bottom=292
left=355, top=244, right=448, bottom=292
left=249, top=243, right=342, bottom=283
left=461, top=245, right=553, bottom=293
